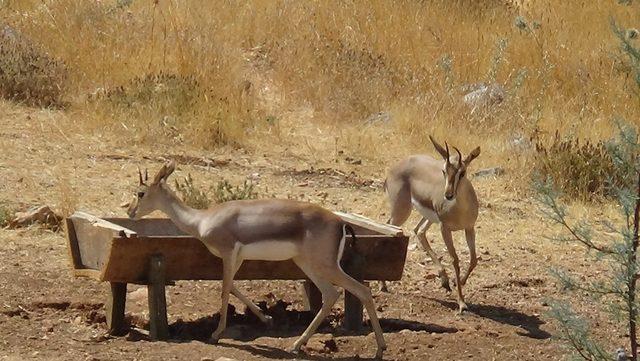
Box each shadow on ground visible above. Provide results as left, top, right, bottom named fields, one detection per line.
left=432, top=298, right=551, bottom=339
left=122, top=299, right=458, bottom=343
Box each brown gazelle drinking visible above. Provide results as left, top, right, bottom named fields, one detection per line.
left=383, top=136, right=480, bottom=313
left=125, top=161, right=387, bottom=358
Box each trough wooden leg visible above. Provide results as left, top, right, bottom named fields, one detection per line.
left=148, top=254, right=169, bottom=341
left=343, top=250, right=366, bottom=332
left=344, top=284, right=364, bottom=332
left=106, top=282, right=127, bottom=336
left=302, top=280, right=322, bottom=313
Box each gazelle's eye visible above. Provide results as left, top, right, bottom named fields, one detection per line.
left=137, top=192, right=145, bottom=198
left=460, top=170, right=466, bottom=178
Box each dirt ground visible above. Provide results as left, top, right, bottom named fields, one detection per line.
left=0, top=99, right=626, bottom=361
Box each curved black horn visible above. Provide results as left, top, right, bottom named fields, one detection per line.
left=453, top=146, right=462, bottom=167
left=444, top=142, right=451, bottom=164
left=137, top=167, right=144, bottom=185
left=145, top=169, right=149, bottom=181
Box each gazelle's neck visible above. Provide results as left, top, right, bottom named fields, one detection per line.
left=156, top=184, right=203, bottom=238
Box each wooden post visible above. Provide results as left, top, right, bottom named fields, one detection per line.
left=106, top=282, right=127, bottom=336
left=148, top=254, right=169, bottom=341
left=302, top=280, right=322, bottom=313
left=343, top=249, right=365, bottom=331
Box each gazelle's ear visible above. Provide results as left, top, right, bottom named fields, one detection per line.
left=152, top=161, right=177, bottom=184
left=429, top=135, right=449, bottom=160
left=464, top=146, right=481, bottom=165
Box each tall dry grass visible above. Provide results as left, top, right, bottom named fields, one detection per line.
left=0, top=0, right=638, bottom=170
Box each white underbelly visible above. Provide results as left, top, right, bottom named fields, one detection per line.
left=239, top=241, right=300, bottom=261
left=412, top=197, right=440, bottom=224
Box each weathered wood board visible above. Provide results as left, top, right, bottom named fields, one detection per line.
left=66, top=212, right=409, bottom=284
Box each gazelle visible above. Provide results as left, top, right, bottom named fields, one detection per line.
left=125, top=161, right=386, bottom=358
left=384, top=136, right=480, bottom=313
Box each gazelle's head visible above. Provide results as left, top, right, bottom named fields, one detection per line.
left=126, top=161, right=176, bottom=220
left=429, top=135, right=480, bottom=201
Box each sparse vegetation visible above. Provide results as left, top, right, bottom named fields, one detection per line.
left=174, top=174, right=211, bottom=210
left=0, top=1, right=637, bottom=160
left=0, top=25, right=67, bottom=107
left=175, top=174, right=258, bottom=208
left=0, top=202, right=13, bottom=228
left=534, top=122, right=640, bottom=360
left=532, top=131, right=622, bottom=200
left=213, top=179, right=257, bottom=204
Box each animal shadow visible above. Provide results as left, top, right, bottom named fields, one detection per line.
left=433, top=298, right=551, bottom=339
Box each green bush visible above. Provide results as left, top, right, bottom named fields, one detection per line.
left=174, top=174, right=210, bottom=210
left=175, top=174, right=258, bottom=209
left=213, top=179, right=257, bottom=203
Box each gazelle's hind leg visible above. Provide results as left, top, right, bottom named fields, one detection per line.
left=460, top=227, right=477, bottom=286
left=290, top=258, right=340, bottom=353
left=329, top=268, right=387, bottom=359
left=415, top=219, right=451, bottom=291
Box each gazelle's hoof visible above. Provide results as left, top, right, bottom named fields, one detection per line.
left=457, top=302, right=468, bottom=315
left=208, top=336, right=220, bottom=344
left=288, top=345, right=303, bottom=355
left=375, top=347, right=385, bottom=359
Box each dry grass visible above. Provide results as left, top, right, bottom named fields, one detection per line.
left=0, top=0, right=639, bottom=190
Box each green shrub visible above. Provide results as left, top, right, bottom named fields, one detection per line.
left=174, top=174, right=258, bottom=209
left=213, top=179, right=257, bottom=203
left=174, top=174, right=210, bottom=210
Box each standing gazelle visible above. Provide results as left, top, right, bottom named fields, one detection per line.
left=384, top=136, right=480, bottom=313
left=126, top=161, right=386, bottom=358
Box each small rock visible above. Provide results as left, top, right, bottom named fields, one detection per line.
left=9, top=205, right=62, bottom=230
left=363, top=111, right=392, bottom=125
left=462, top=82, right=505, bottom=113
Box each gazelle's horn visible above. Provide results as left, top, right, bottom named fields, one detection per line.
left=138, top=167, right=144, bottom=185
left=145, top=169, right=149, bottom=181
left=453, top=146, right=463, bottom=167
left=444, top=142, right=451, bottom=164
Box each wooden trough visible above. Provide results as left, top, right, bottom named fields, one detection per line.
left=66, top=211, right=409, bottom=339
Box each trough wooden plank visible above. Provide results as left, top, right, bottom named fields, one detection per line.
left=93, top=234, right=406, bottom=283
left=65, top=217, right=82, bottom=269
left=333, top=211, right=403, bottom=236
left=68, top=216, right=115, bottom=273
left=73, top=212, right=137, bottom=237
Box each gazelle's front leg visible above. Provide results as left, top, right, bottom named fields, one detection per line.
left=415, top=218, right=451, bottom=291
left=441, top=226, right=466, bottom=313
left=210, top=247, right=240, bottom=343
left=460, top=227, right=477, bottom=286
